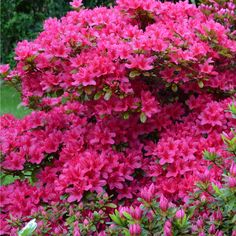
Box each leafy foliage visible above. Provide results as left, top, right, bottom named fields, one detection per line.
left=0, top=0, right=114, bottom=66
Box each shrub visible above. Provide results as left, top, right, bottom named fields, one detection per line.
left=0, top=0, right=236, bottom=235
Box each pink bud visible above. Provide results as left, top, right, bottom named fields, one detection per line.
left=228, top=177, right=236, bottom=188
left=73, top=221, right=81, bottom=236
left=98, top=210, right=103, bottom=215
left=98, top=232, right=106, bottom=236
left=175, top=209, right=185, bottom=219
left=159, top=195, right=169, bottom=212
left=147, top=210, right=154, bottom=221
left=109, top=224, right=116, bottom=229
left=131, top=206, right=142, bottom=220
left=209, top=224, right=216, bottom=234
left=83, top=219, right=89, bottom=226
left=75, top=212, right=81, bottom=218
left=164, top=220, right=172, bottom=236
left=216, top=230, right=223, bottom=236
left=213, top=209, right=222, bottom=221
left=129, top=224, right=142, bottom=236
left=198, top=169, right=210, bottom=182
left=232, top=230, right=236, bottom=236
left=140, top=184, right=155, bottom=203
left=202, top=213, right=208, bottom=219
left=70, top=0, right=83, bottom=8
left=200, top=195, right=207, bottom=203
left=230, top=162, right=236, bottom=176
left=198, top=232, right=205, bottom=236
left=196, top=219, right=204, bottom=229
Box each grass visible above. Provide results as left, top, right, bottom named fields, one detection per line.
left=0, top=82, right=31, bottom=118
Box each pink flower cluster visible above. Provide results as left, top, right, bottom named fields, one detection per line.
left=0, top=0, right=236, bottom=234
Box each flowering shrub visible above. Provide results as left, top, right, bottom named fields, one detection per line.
left=0, top=0, right=236, bottom=235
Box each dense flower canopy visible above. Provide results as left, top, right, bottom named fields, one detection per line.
left=0, top=0, right=236, bottom=235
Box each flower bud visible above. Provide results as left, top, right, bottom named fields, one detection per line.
left=73, top=221, right=81, bottom=236
left=98, top=232, right=106, bottom=236
left=175, top=209, right=185, bottom=219
left=198, top=232, right=205, bottom=236
left=208, top=224, right=216, bottom=234
left=83, top=219, right=89, bottom=226
left=232, top=230, right=236, bottom=236
left=200, top=194, right=207, bottom=203
left=216, top=230, right=223, bottom=236
left=228, top=177, right=236, bottom=188
left=147, top=210, right=154, bottom=221
left=198, top=169, right=210, bottom=182
left=164, top=220, right=172, bottom=236
left=230, top=162, right=236, bottom=176
left=159, top=195, right=169, bottom=212
left=131, top=206, right=142, bottom=220
left=213, top=209, right=223, bottom=221
left=129, top=224, right=142, bottom=236
left=140, top=184, right=155, bottom=203
left=196, top=219, right=204, bottom=229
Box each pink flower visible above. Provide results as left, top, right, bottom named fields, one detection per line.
left=0, top=64, right=10, bottom=74
left=141, top=91, right=160, bottom=118
left=125, top=55, right=155, bottom=71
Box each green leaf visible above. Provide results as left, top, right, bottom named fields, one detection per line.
left=105, top=203, right=117, bottom=209
left=198, top=81, right=204, bottom=88
left=123, top=228, right=130, bottom=236
left=104, top=91, right=112, bottom=101
left=140, top=112, right=147, bottom=123
left=94, top=91, right=103, bottom=100
left=123, top=112, right=130, bottom=120
left=109, top=214, right=122, bottom=226
left=66, top=215, right=76, bottom=225
left=203, top=150, right=217, bottom=161
left=0, top=173, right=17, bottom=186
left=171, top=84, right=178, bottom=92
left=187, top=206, right=196, bottom=219
left=18, top=219, right=37, bottom=236
left=129, top=70, right=140, bottom=78
left=123, top=211, right=132, bottom=220
left=212, top=183, right=221, bottom=195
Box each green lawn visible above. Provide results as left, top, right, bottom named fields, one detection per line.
left=0, top=83, right=31, bottom=118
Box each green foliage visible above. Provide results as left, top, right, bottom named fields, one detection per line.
left=0, top=0, right=70, bottom=66
left=0, top=0, right=114, bottom=66
left=0, top=83, right=31, bottom=118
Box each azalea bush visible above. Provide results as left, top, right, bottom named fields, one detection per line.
left=0, top=0, right=236, bottom=235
